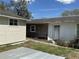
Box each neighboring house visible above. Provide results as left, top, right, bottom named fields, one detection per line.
left=27, top=15, right=79, bottom=42
left=0, top=10, right=28, bottom=45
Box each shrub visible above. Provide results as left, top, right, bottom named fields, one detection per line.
left=55, top=39, right=79, bottom=49
left=69, top=39, right=79, bottom=49
left=55, top=40, right=70, bottom=47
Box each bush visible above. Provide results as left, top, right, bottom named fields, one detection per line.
left=55, top=39, right=79, bottom=49
left=55, top=40, right=70, bottom=47
left=69, top=39, right=79, bottom=49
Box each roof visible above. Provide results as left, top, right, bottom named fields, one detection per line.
left=0, top=10, right=30, bottom=21
left=27, top=15, right=79, bottom=24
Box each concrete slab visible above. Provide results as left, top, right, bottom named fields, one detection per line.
left=0, top=47, right=65, bottom=59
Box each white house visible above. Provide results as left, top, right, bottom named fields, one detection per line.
left=27, top=15, right=79, bottom=43
left=0, top=10, right=28, bottom=45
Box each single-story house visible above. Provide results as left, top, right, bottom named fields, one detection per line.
left=0, top=10, right=28, bottom=45
left=26, top=15, right=79, bottom=42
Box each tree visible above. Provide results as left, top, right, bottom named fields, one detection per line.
left=0, top=0, right=5, bottom=10
left=61, top=9, right=79, bottom=16
left=10, top=0, right=32, bottom=19
left=72, top=9, right=79, bottom=15
left=62, top=10, right=71, bottom=16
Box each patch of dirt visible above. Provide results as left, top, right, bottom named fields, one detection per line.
left=67, top=52, right=79, bottom=59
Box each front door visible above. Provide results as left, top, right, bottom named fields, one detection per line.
left=54, top=25, right=60, bottom=40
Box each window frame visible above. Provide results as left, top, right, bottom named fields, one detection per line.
left=54, top=25, right=60, bottom=29
left=9, top=19, right=18, bottom=26
left=30, top=25, right=36, bottom=32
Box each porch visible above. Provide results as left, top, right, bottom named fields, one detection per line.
left=26, top=24, right=48, bottom=39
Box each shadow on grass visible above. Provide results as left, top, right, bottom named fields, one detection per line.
left=0, top=43, right=24, bottom=52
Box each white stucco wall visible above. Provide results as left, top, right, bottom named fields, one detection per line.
left=60, top=23, right=77, bottom=42
left=48, top=22, right=77, bottom=42
left=47, top=24, right=54, bottom=41
left=0, top=17, right=26, bottom=45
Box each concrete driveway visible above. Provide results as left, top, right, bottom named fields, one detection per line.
left=0, top=47, right=65, bottom=59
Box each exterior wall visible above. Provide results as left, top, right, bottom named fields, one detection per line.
left=48, top=22, right=78, bottom=42
left=60, top=22, right=77, bottom=42
left=0, top=17, right=8, bottom=25
left=48, top=24, right=54, bottom=41
left=19, top=20, right=26, bottom=26
left=0, top=17, right=26, bottom=45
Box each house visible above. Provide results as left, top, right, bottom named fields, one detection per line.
left=27, top=15, right=79, bottom=43
left=0, top=10, right=28, bottom=45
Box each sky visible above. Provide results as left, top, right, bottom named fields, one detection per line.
left=2, top=0, right=79, bottom=19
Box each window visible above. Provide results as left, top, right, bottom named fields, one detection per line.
left=54, top=25, right=60, bottom=29
left=9, top=19, right=18, bottom=26
left=30, top=25, right=36, bottom=32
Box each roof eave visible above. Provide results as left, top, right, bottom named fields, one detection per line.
left=0, top=14, right=31, bottom=21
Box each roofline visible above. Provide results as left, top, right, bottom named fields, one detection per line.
left=27, top=15, right=79, bottom=24
left=33, top=15, right=79, bottom=20
left=0, top=14, right=30, bottom=21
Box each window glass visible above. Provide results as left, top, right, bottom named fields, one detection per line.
left=30, top=25, right=36, bottom=32
left=9, top=19, right=18, bottom=26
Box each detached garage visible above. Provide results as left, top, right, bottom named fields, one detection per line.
left=0, top=11, right=27, bottom=45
